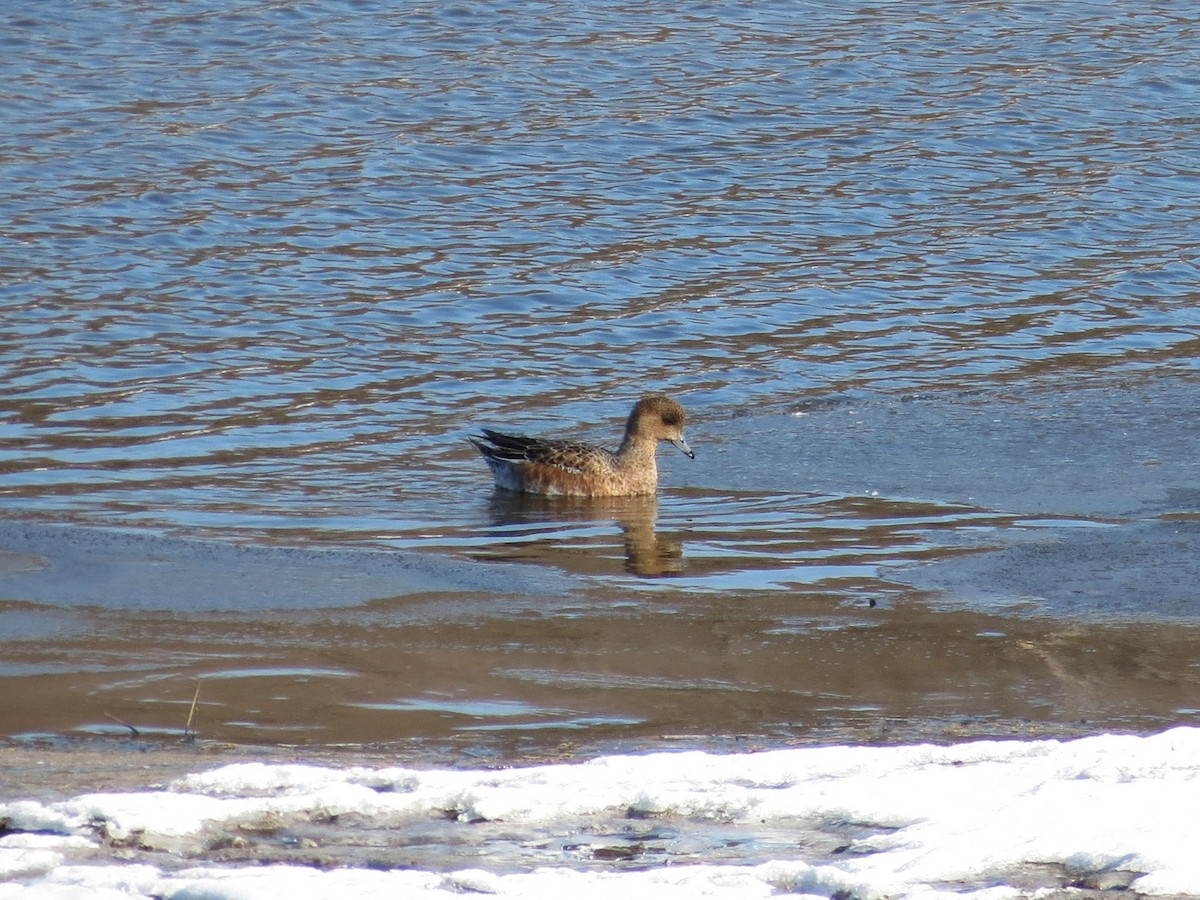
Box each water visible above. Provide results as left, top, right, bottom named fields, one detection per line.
left=2, top=0, right=1200, bottom=751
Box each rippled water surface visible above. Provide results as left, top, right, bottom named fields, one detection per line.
left=2, top=1, right=1200, bottom=749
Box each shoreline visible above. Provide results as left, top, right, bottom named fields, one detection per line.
left=0, top=712, right=1155, bottom=805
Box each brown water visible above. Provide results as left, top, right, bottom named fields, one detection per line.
left=2, top=1, right=1200, bottom=756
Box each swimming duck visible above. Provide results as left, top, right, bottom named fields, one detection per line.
left=469, top=394, right=694, bottom=497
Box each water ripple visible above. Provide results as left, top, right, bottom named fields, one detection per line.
left=2, top=0, right=1200, bottom=531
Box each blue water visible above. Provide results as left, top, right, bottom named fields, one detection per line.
left=4, top=0, right=1200, bottom=536
left=3, top=1, right=1200, bottom=748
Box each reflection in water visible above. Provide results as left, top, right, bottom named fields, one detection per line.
left=484, top=492, right=684, bottom=577
left=444, top=484, right=1018, bottom=590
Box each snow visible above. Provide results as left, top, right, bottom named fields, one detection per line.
left=2, top=728, right=1199, bottom=899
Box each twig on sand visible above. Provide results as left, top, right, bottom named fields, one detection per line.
left=103, top=712, right=140, bottom=738
left=184, top=681, right=201, bottom=742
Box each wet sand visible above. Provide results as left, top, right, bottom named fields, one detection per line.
left=3, top=516, right=1198, bottom=756
left=4, top=581, right=1196, bottom=749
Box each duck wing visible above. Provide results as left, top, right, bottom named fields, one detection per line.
left=476, top=429, right=615, bottom=475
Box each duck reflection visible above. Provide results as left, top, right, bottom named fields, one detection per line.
left=484, top=492, right=685, bottom=577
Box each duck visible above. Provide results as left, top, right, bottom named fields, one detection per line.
left=469, top=394, right=694, bottom=497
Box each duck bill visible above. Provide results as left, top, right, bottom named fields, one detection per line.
left=670, top=437, right=695, bottom=459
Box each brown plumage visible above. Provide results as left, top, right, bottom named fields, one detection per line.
left=469, top=395, right=694, bottom=497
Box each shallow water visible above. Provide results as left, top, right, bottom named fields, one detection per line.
left=2, top=1, right=1200, bottom=751
left=3, top=382, right=1200, bottom=750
